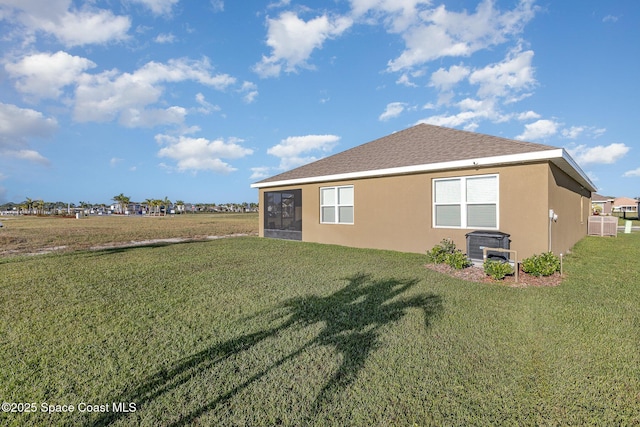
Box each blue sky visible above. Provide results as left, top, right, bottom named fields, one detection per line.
left=1, top=0, right=638, bottom=205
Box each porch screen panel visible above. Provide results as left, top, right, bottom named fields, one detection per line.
left=265, top=192, right=282, bottom=230
left=264, top=189, right=302, bottom=232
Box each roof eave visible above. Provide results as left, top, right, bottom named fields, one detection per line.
left=251, top=148, right=597, bottom=192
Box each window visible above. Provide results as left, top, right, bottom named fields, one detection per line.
left=433, top=175, right=498, bottom=229
left=320, top=185, right=354, bottom=224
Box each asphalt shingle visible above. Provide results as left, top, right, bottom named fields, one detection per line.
left=256, top=124, right=557, bottom=184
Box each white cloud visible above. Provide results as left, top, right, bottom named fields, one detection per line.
left=396, top=73, right=417, bottom=87
left=240, top=81, right=259, bottom=103
left=254, top=11, right=353, bottom=77
left=562, top=126, right=585, bottom=139
left=603, top=15, right=619, bottom=23
left=516, top=119, right=558, bottom=141
left=267, top=134, right=340, bottom=169
left=567, top=143, right=630, bottom=165
left=350, top=0, right=431, bottom=32
left=0, top=103, right=56, bottom=165
left=74, top=58, right=235, bottom=125
left=561, top=125, right=607, bottom=140
left=250, top=166, right=271, bottom=180
left=379, top=102, right=407, bottom=121
left=44, top=9, right=131, bottom=46
left=386, top=0, right=536, bottom=71
left=156, top=134, right=253, bottom=173
left=419, top=45, right=536, bottom=128
left=0, top=0, right=130, bottom=47
left=154, top=33, right=176, bottom=43
left=469, top=48, right=535, bottom=99
left=517, top=110, right=540, bottom=121
left=419, top=96, right=508, bottom=129
left=130, top=0, right=179, bottom=16
left=0, top=102, right=58, bottom=146
left=623, top=167, right=640, bottom=178
left=133, top=58, right=236, bottom=89
left=419, top=111, right=483, bottom=129
left=194, top=93, right=220, bottom=114
left=210, top=0, right=224, bottom=13
left=119, top=106, right=187, bottom=128
left=429, top=64, right=470, bottom=91
left=5, top=51, right=96, bottom=99
left=2, top=149, right=50, bottom=165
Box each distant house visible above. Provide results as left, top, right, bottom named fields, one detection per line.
left=612, top=197, right=638, bottom=213
left=591, top=193, right=614, bottom=215
left=252, top=124, right=596, bottom=259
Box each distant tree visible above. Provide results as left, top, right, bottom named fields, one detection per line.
left=79, top=201, right=91, bottom=214
left=163, top=196, right=171, bottom=215
left=144, top=198, right=153, bottom=215
left=24, top=197, right=33, bottom=215
left=152, top=199, right=162, bottom=216
left=175, top=200, right=185, bottom=214
left=112, top=193, right=130, bottom=214
left=33, top=199, right=44, bottom=215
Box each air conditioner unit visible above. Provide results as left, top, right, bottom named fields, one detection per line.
left=466, top=231, right=511, bottom=262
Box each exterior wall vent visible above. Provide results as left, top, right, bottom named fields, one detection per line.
left=466, top=231, right=511, bottom=262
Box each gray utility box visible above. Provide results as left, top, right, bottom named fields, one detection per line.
left=466, top=231, right=511, bottom=262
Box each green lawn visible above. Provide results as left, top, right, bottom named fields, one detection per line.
left=1, top=235, right=639, bottom=425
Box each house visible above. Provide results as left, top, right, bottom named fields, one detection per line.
left=612, top=197, right=638, bottom=213
left=251, top=124, right=596, bottom=259
left=591, top=193, right=614, bottom=215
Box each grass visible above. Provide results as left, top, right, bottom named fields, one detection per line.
left=0, top=213, right=258, bottom=255
left=1, top=221, right=639, bottom=425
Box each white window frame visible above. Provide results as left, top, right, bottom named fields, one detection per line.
left=320, top=185, right=354, bottom=224
left=433, top=174, right=499, bottom=229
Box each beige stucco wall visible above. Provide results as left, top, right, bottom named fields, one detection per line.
left=258, top=162, right=590, bottom=259
left=547, top=163, right=592, bottom=256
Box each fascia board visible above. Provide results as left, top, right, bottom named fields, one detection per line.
left=251, top=149, right=592, bottom=190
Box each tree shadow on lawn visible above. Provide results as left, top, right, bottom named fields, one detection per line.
left=90, top=272, right=443, bottom=426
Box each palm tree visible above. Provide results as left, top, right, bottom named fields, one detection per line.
left=79, top=201, right=91, bottom=215
left=24, top=197, right=33, bottom=215
left=151, top=199, right=161, bottom=216
left=163, top=196, right=171, bottom=216
left=112, top=193, right=130, bottom=214
left=34, top=199, right=44, bottom=215
left=175, top=200, right=185, bottom=214
left=144, top=198, right=153, bottom=215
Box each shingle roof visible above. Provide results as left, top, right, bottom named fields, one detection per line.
left=253, top=124, right=595, bottom=191
left=591, top=193, right=615, bottom=202
left=613, top=197, right=638, bottom=207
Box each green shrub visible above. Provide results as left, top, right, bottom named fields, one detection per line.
left=426, top=238, right=454, bottom=264
left=445, top=251, right=472, bottom=270
left=483, top=259, right=514, bottom=280
left=426, top=239, right=471, bottom=270
left=521, top=252, right=560, bottom=277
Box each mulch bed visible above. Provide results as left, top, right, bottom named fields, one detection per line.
left=425, top=263, right=563, bottom=287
